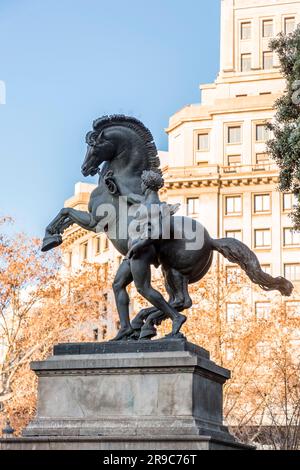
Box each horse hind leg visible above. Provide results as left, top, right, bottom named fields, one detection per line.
left=131, top=306, right=158, bottom=330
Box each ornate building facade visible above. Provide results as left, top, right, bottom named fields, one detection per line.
left=62, top=0, right=300, bottom=338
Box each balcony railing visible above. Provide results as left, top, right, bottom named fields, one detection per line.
left=221, top=163, right=278, bottom=175
left=164, top=163, right=278, bottom=179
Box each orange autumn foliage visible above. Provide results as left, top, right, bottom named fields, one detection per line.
left=1, top=217, right=300, bottom=448
left=0, top=218, right=109, bottom=434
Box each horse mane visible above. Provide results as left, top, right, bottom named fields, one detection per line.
left=93, top=115, right=161, bottom=174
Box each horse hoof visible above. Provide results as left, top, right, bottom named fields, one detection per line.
left=109, top=326, right=134, bottom=341
left=131, top=318, right=144, bottom=330
left=41, top=234, right=63, bottom=252
left=171, top=313, right=187, bottom=335
left=139, top=328, right=157, bottom=340
left=162, top=332, right=186, bottom=341
left=127, top=330, right=140, bottom=341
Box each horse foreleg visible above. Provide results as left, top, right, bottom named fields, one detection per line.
left=42, top=208, right=97, bottom=252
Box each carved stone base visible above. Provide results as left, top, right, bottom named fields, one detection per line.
left=1, top=339, right=253, bottom=450
left=0, top=435, right=251, bottom=450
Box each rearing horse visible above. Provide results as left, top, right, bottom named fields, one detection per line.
left=42, top=115, right=293, bottom=341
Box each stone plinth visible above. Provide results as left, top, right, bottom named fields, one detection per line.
left=0, top=339, right=253, bottom=450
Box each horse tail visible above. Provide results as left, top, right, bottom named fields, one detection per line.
left=211, top=237, right=293, bottom=296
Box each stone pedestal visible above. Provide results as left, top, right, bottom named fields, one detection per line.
left=0, top=339, right=253, bottom=450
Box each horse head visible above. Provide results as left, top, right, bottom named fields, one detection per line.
left=81, top=115, right=162, bottom=184
left=82, top=128, right=115, bottom=177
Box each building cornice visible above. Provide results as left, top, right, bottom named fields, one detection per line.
left=64, top=192, right=91, bottom=209
left=164, top=175, right=279, bottom=190
left=163, top=164, right=279, bottom=190
left=62, top=226, right=90, bottom=249
left=215, top=72, right=283, bottom=85
left=166, top=94, right=279, bottom=133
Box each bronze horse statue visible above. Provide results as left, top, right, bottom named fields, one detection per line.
left=42, top=115, right=293, bottom=340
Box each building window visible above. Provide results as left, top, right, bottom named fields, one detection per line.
left=227, top=155, right=241, bottom=167
left=95, top=236, right=101, bottom=254
left=284, top=17, right=295, bottom=35
left=254, top=229, right=271, bottom=248
left=226, top=303, right=241, bottom=322
left=103, top=293, right=108, bottom=317
left=102, top=324, right=107, bottom=339
left=225, top=345, right=234, bottom=361
left=227, top=126, right=242, bottom=144
left=187, top=198, right=199, bottom=216
left=261, top=264, right=271, bottom=275
left=254, top=194, right=271, bottom=213
left=225, top=195, right=242, bottom=215
left=197, top=133, right=209, bottom=151
left=283, top=193, right=297, bottom=212
left=104, top=237, right=109, bottom=250
left=241, top=22, right=251, bottom=40
left=284, top=228, right=300, bottom=246
left=66, top=251, right=72, bottom=268
left=226, top=265, right=241, bottom=284
left=263, top=20, right=273, bottom=38
left=93, top=328, right=99, bottom=341
left=263, top=51, right=273, bottom=70
left=102, top=262, right=108, bottom=281
left=286, top=301, right=300, bottom=318
left=81, top=241, right=88, bottom=261
left=256, top=124, right=271, bottom=142
left=241, top=54, right=251, bottom=72
left=226, top=230, right=242, bottom=241
left=255, top=302, right=271, bottom=320
left=256, top=152, right=269, bottom=165
left=284, top=264, right=300, bottom=281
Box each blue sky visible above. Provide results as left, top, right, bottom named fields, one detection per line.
left=0, top=0, right=220, bottom=237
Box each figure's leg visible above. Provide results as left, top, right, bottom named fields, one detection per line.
left=131, top=268, right=170, bottom=331
left=130, top=249, right=186, bottom=337
left=138, top=289, right=172, bottom=339
left=111, top=259, right=134, bottom=341
left=141, top=269, right=191, bottom=338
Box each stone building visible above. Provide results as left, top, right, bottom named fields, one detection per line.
left=62, top=0, right=300, bottom=338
